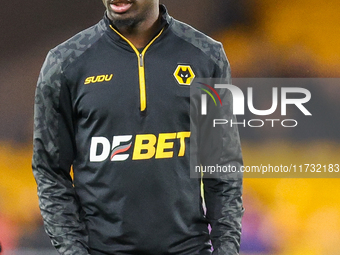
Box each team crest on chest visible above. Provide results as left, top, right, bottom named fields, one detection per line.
left=174, top=65, right=195, bottom=85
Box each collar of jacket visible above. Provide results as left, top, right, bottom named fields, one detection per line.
left=103, top=4, right=172, bottom=51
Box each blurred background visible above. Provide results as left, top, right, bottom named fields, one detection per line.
left=1, top=0, right=340, bottom=254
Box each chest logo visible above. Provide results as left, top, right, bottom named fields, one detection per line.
left=174, top=65, right=195, bottom=85
left=84, top=74, right=113, bottom=85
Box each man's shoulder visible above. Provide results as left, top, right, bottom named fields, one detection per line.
left=169, top=18, right=223, bottom=53
left=168, top=18, right=227, bottom=69
left=49, top=19, right=107, bottom=65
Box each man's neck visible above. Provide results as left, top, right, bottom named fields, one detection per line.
left=117, top=16, right=161, bottom=49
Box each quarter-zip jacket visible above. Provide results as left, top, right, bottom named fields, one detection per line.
left=33, top=5, right=243, bottom=255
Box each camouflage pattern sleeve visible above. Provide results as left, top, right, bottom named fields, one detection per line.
left=32, top=50, right=90, bottom=255
left=201, top=44, right=244, bottom=255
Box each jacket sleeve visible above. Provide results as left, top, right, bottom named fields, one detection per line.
left=200, top=44, right=244, bottom=255
left=32, top=50, right=90, bottom=255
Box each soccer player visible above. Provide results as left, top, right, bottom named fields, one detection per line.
left=32, top=0, right=244, bottom=254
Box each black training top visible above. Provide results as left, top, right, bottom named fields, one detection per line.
left=33, top=5, right=243, bottom=255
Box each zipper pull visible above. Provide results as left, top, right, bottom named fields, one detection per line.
left=139, top=53, right=143, bottom=67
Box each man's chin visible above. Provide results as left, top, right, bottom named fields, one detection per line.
left=110, top=17, right=136, bottom=28
left=108, top=10, right=141, bottom=29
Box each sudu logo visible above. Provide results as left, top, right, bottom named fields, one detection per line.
left=84, top=74, right=113, bottom=84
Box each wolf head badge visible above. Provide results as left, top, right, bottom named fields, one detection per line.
left=174, top=65, right=195, bottom=85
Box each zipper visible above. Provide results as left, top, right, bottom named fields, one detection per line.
left=139, top=53, right=143, bottom=67
left=110, top=25, right=164, bottom=112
